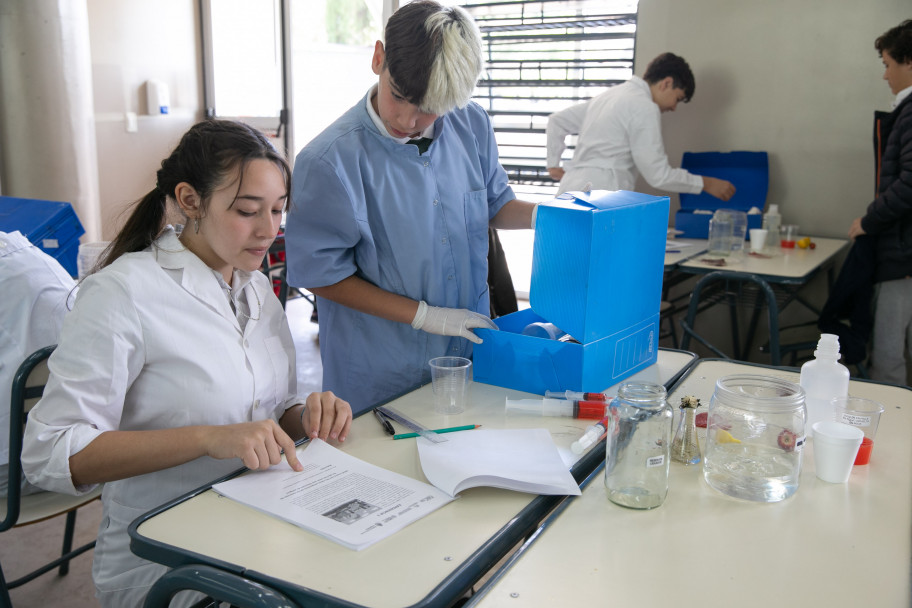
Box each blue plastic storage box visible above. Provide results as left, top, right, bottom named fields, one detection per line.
left=0, top=196, right=85, bottom=276
left=473, top=190, right=669, bottom=395
left=674, top=151, right=768, bottom=239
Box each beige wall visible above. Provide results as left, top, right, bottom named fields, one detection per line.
left=0, top=0, right=102, bottom=240
left=634, top=0, right=909, bottom=238
left=87, top=0, right=203, bottom=239
left=633, top=1, right=910, bottom=364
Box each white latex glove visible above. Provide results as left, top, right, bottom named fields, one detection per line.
left=411, top=300, right=498, bottom=344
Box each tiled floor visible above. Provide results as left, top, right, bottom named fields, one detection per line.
left=1, top=294, right=323, bottom=607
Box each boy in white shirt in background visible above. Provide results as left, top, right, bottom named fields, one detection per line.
left=546, top=52, right=736, bottom=201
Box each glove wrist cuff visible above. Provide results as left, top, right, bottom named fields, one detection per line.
left=411, top=300, right=428, bottom=329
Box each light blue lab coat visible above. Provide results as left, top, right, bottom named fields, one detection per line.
left=286, top=93, right=514, bottom=413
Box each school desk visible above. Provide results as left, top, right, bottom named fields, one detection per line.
left=675, top=237, right=849, bottom=364
left=130, top=349, right=697, bottom=608
left=663, top=237, right=706, bottom=269
left=466, top=359, right=911, bottom=608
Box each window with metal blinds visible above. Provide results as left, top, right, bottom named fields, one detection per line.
left=462, top=0, right=638, bottom=198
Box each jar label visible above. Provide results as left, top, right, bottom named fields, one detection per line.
left=646, top=455, right=665, bottom=468
left=840, top=413, right=871, bottom=427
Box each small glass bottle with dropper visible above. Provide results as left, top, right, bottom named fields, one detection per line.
left=671, top=395, right=702, bottom=465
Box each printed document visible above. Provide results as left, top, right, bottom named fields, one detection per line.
left=212, top=439, right=453, bottom=551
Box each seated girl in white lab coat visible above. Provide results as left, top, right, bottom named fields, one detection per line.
left=21, top=119, right=353, bottom=608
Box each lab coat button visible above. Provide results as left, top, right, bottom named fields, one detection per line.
left=243, top=339, right=250, bottom=348
left=423, top=161, right=429, bottom=167
left=253, top=399, right=260, bottom=409
left=433, top=199, right=439, bottom=206
left=441, top=237, right=447, bottom=244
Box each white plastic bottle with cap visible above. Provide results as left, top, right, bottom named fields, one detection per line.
left=799, top=333, right=850, bottom=434
left=762, top=204, right=781, bottom=249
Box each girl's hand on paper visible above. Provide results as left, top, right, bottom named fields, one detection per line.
left=302, top=391, right=353, bottom=443
left=204, top=419, right=304, bottom=472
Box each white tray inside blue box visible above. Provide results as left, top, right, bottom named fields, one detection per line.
left=473, top=190, right=669, bottom=395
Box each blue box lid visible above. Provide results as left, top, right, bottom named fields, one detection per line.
left=530, top=190, right=669, bottom=343
left=678, top=151, right=769, bottom=213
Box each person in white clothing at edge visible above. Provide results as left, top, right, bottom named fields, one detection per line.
left=546, top=52, right=737, bottom=201
left=0, top=230, right=76, bottom=497
left=21, top=120, right=353, bottom=608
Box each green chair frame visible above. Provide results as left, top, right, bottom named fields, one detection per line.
left=1, top=345, right=101, bottom=608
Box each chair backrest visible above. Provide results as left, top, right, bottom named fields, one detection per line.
left=2, top=345, right=56, bottom=532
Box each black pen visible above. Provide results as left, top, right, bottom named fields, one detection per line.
left=373, top=409, right=395, bottom=436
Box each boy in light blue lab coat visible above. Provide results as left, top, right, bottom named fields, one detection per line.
left=286, top=0, right=538, bottom=413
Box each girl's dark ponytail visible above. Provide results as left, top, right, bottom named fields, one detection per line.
left=96, top=186, right=168, bottom=271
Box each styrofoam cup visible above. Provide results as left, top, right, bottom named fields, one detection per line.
left=812, top=421, right=864, bottom=483
left=749, top=228, right=768, bottom=252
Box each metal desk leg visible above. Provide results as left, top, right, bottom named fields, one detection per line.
left=680, top=271, right=781, bottom=366
left=142, top=565, right=299, bottom=608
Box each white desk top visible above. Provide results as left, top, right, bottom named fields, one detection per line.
left=132, top=350, right=696, bottom=608
left=679, top=237, right=848, bottom=281
left=468, top=360, right=912, bottom=608
left=664, top=238, right=706, bottom=267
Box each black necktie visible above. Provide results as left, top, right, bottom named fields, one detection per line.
left=407, top=137, right=432, bottom=155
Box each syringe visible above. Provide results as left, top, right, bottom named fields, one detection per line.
left=570, top=415, right=611, bottom=454
left=504, top=397, right=607, bottom=420
left=545, top=390, right=609, bottom=402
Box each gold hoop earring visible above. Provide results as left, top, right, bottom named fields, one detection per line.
left=194, top=218, right=200, bottom=234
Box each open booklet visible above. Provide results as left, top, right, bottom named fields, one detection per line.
left=416, top=428, right=581, bottom=497
left=212, top=429, right=580, bottom=551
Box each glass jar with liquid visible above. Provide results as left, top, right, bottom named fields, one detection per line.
left=707, top=209, right=748, bottom=256
left=703, top=375, right=806, bottom=502
left=604, top=382, right=672, bottom=509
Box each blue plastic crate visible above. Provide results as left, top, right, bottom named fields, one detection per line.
left=0, top=196, right=85, bottom=276
left=675, top=151, right=768, bottom=239
left=473, top=190, right=668, bottom=395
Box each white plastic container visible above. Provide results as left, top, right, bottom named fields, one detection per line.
left=799, top=334, right=850, bottom=435
left=762, top=204, right=781, bottom=250
left=77, top=241, right=110, bottom=279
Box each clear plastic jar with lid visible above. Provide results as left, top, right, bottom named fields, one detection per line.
left=703, top=375, right=806, bottom=502
left=604, top=381, right=672, bottom=509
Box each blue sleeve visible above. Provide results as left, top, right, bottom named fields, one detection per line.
left=470, top=103, right=515, bottom=219
left=285, top=150, right=361, bottom=289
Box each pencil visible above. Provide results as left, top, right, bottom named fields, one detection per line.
left=392, top=424, right=481, bottom=440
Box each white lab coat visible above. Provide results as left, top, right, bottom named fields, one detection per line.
left=0, top=231, right=75, bottom=473
left=546, top=76, right=704, bottom=195
left=22, top=228, right=304, bottom=608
